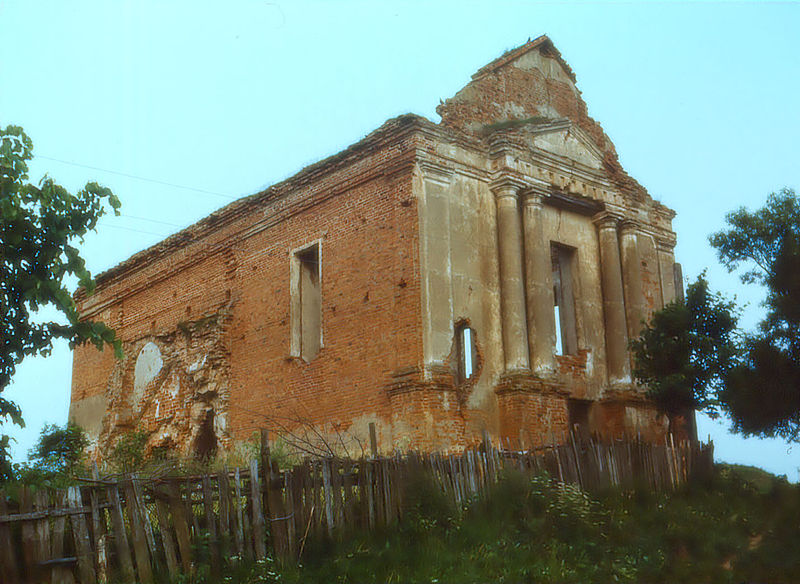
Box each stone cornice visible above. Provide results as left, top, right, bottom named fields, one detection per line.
left=493, top=372, right=569, bottom=398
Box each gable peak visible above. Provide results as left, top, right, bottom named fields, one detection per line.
left=471, top=35, right=577, bottom=84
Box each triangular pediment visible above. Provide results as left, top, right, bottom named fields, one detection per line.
left=522, top=118, right=605, bottom=170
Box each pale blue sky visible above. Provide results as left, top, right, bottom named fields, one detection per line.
left=1, top=1, right=799, bottom=478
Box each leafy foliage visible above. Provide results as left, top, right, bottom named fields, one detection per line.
left=27, top=421, right=88, bottom=476
left=109, top=430, right=149, bottom=474
left=1, top=123, right=120, bottom=476
left=0, top=422, right=90, bottom=486
left=631, top=273, right=740, bottom=420
left=710, top=188, right=800, bottom=441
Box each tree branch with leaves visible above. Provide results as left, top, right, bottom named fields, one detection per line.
left=1, top=124, right=121, bottom=479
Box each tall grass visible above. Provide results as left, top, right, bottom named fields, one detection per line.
left=240, top=464, right=800, bottom=584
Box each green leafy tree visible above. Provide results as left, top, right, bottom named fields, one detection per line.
left=710, top=188, right=800, bottom=441
left=1, top=124, right=121, bottom=477
left=109, top=430, right=149, bottom=474
left=28, top=421, right=89, bottom=476
left=12, top=421, right=92, bottom=486
left=631, top=274, right=740, bottom=434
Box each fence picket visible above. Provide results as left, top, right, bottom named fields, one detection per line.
left=108, top=484, right=135, bottom=583
left=321, top=458, right=335, bottom=536
left=0, top=491, right=21, bottom=583
left=67, top=486, right=97, bottom=584
left=233, top=467, right=251, bottom=561
left=19, top=487, right=37, bottom=578
left=154, top=488, right=180, bottom=581
left=249, top=459, right=267, bottom=560
left=218, top=468, right=233, bottom=562
left=33, top=489, right=51, bottom=579
left=49, top=490, right=73, bottom=584
left=124, top=480, right=153, bottom=584
left=201, top=474, right=221, bottom=574
left=167, top=482, right=193, bottom=575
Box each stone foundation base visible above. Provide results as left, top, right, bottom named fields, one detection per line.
left=386, top=366, right=466, bottom=451
left=595, top=391, right=669, bottom=442
left=495, top=373, right=569, bottom=450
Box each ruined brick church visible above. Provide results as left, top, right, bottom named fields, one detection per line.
left=70, top=36, right=683, bottom=459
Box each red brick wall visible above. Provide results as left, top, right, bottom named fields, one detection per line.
left=226, top=157, right=422, bottom=445
left=72, top=128, right=424, bottom=456
left=71, top=342, right=117, bottom=403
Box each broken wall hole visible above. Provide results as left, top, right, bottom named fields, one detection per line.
left=568, top=398, right=591, bottom=440
left=193, top=409, right=218, bottom=461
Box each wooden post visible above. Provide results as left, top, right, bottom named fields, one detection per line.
left=124, top=480, right=153, bottom=584
left=131, top=476, right=157, bottom=564
left=89, top=464, right=107, bottom=576
left=218, top=468, right=233, bottom=561
left=284, top=470, right=296, bottom=557
left=19, top=486, right=37, bottom=576
left=49, top=490, right=72, bottom=584
left=33, top=490, right=51, bottom=580
left=0, top=490, right=21, bottom=584
left=153, top=489, right=180, bottom=581
left=249, top=459, right=267, bottom=560
left=365, top=461, right=375, bottom=529
left=321, top=458, right=335, bottom=536
left=67, top=486, right=97, bottom=584
left=260, top=429, right=271, bottom=514
left=233, top=467, right=250, bottom=561
left=201, top=475, right=220, bottom=574
left=108, top=484, right=135, bottom=583
left=368, top=422, right=378, bottom=459
left=168, top=482, right=193, bottom=575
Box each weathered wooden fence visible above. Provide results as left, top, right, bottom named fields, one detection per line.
left=0, top=436, right=713, bottom=583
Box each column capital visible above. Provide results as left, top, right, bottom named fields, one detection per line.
left=619, top=218, right=642, bottom=236
left=490, top=174, right=527, bottom=200
left=592, top=210, right=623, bottom=230
left=521, top=184, right=549, bottom=207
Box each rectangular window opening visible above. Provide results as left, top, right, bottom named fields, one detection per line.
left=552, top=244, right=578, bottom=356
left=455, top=324, right=477, bottom=384
left=462, top=327, right=473, bottom=378
left=292, top=242, right=322, bottom=362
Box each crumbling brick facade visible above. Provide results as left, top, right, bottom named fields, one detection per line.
left=71, top=36, right=681, bottom=459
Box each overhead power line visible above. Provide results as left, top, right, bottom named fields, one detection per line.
left=119, top=213, right=188, bottom=229
left=37, top=155, right=239, bottom=200
left=98, top=222, right=171, bottom=238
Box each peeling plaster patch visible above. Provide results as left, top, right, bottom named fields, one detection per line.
left=155, top=400, right=160, bottom=419
left=169, top=376, right=180, bottom=398
left=188, top=355, right=207, bottom=373
left=585, top=350, right=593, bottom=376
left=214, top=412, right=228, bottom=434
left=133, top=342, right=162, bottom=407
